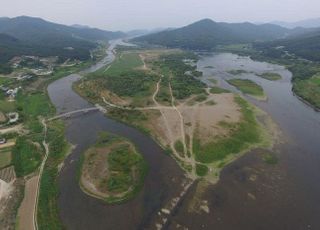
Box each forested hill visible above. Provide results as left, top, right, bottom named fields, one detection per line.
left=0, top=16, right=125, bottom=42
left=132, top=19, right=290, bottom=50
left=0, top=16, right=125, bottom=65
left=254, top=29, right=320, bottom=62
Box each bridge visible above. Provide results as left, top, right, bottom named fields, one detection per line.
left=47, top=104, right=107, bottom=121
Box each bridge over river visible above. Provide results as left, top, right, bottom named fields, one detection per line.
left=47, top=104, right=107, bottom=121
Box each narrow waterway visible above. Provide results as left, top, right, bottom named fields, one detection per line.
left=47, top=40, right=186, bottom=230
left=167, top=53, right=320, bottom=230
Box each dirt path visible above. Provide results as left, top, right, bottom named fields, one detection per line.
left=152, top=75, right=162, bottom=106
left=33, top=119, right=50, bottom=230
left=168, top=82, right=188, bottom=157
left=0, top=124, right=23, bottom=134
left=139, top=54, right=147, bottom=70
left=0, top=140, right=15, bottom=149
left=17, top=176, right=39, bottom=230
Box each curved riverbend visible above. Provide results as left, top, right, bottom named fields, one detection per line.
left=47, top=45, right=320, bottom=230
left=175, top=53, right=320, bottom=230
left=47, top=40, right=186, bottom=230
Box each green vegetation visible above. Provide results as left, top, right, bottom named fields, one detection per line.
left=133, top=19, right=288, bottom=50
left=210, top=86, right=230, bottom=94
left=194, top=94, right=208, bottom=102
left=17, top=92, right=54, bottom=117
left=12, top=137, right=42, bottom=177
left=228, top=69, right=249, bottom=75
left=0, top=148, right=12, bottom=169
left=157, top=52, right=205, bottom=99
left=0, top=16, right=124, bottom=70
left=227, top=79, right=264, bottom=97
left=105, top=52, right=143, bottom=75
left=195, top=164, right=209, bottom=176
left=209, top=79, right=217, bottom=84
left=194, top=96, right=261, bottom=163
left=38, top=121, right=69, bottom=230
left=257, top=72, right=282, bottom=81
left=80, top=132, right=147, bottom=204
left=263, top=153, right=278, bottom=165
left=174, top=140, right=184, bottom=157
left=77, top=51, right=158, bottom=107
left=0, top=100, right=16, bottom=113
left=293, top=74, right=320, bottom=109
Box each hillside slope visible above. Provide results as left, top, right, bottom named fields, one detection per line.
left=132, top=19, right=290, bottom=50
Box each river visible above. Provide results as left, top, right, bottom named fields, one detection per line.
left=47, top=40, right=187, bottom=230
left=47, top=46, right=320, bottom=229
left=167, top=53, right=320, bottom=230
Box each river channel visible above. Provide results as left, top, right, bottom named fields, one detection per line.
left=47, top=40, right=186, bottom=230
left=48, top=45, right=320, bottom=229
left=167, top=53, right=320, bottom=230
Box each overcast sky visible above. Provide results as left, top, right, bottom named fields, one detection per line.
left=1, top=0, right=319, bottom=31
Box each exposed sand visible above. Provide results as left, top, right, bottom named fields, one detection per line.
left=0, top=179, right=12, bottom=206
left=17, top=176, right=38, bottom=230
left=0, top=140, right=16, bottom=149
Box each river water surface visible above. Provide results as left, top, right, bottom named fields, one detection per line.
left=47, top=40, right=187, bottom=230
left=48, top=47, right=320, bottom=229
left=168, top=53, right=320, bottom=230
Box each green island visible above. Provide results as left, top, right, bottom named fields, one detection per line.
left=227, top=79, right=266, bottom=99
left=227, top=69, right=249, bottom=75
left=257, top=72, right=282, bottom=81
left=79, top=132, right=147, bottom=204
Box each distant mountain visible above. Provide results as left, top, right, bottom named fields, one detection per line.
left=0, top=16, right=125, bottom=42
left=132, top=19, right=290, bottom=50
left=126, top=28, right=173, bottom=38
left=271, top=18, right=320, bottom=29
left=0, top=16, right=125, bottom=66
left=254, top=29, right=320, bottom=61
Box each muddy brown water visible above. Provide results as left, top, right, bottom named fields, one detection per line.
left=166, top=53, right=320, bottom=229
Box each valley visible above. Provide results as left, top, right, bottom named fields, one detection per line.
left=0, top=12, right=319, bottom=230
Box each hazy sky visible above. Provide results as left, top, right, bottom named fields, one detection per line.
left=1, top=0, right=319, bottom=31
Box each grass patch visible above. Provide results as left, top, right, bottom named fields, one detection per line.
left=227, top=79, right=264, bottom=97
left=105, top=52, right=143, bottom=75
left=194, top=96, right=261, bottom=163
left=263, top=153, right=278, bottom=165
left=257, top=72, right=282, bottom=81
left=228, top=69, right=249, bottom=75
left=0, top=149, right=11, bottom=169
left=17, top=92, right=55, bottom=118
left=0, top=100, right=16, bottom=113
left=12, top=137, right=42, bottom=177
left=194, top=94, right=208, bottom=102
left=210, top=86, right=230, bottom=94
left=196, top=164, right=209, bottom=176
left=174, top=140, right=184, bottom=157
left=293, top=74, right=320, bottom=109
left=209, top=79, right=217, bottom=84
left=157, top=52, right=205, bottom=99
